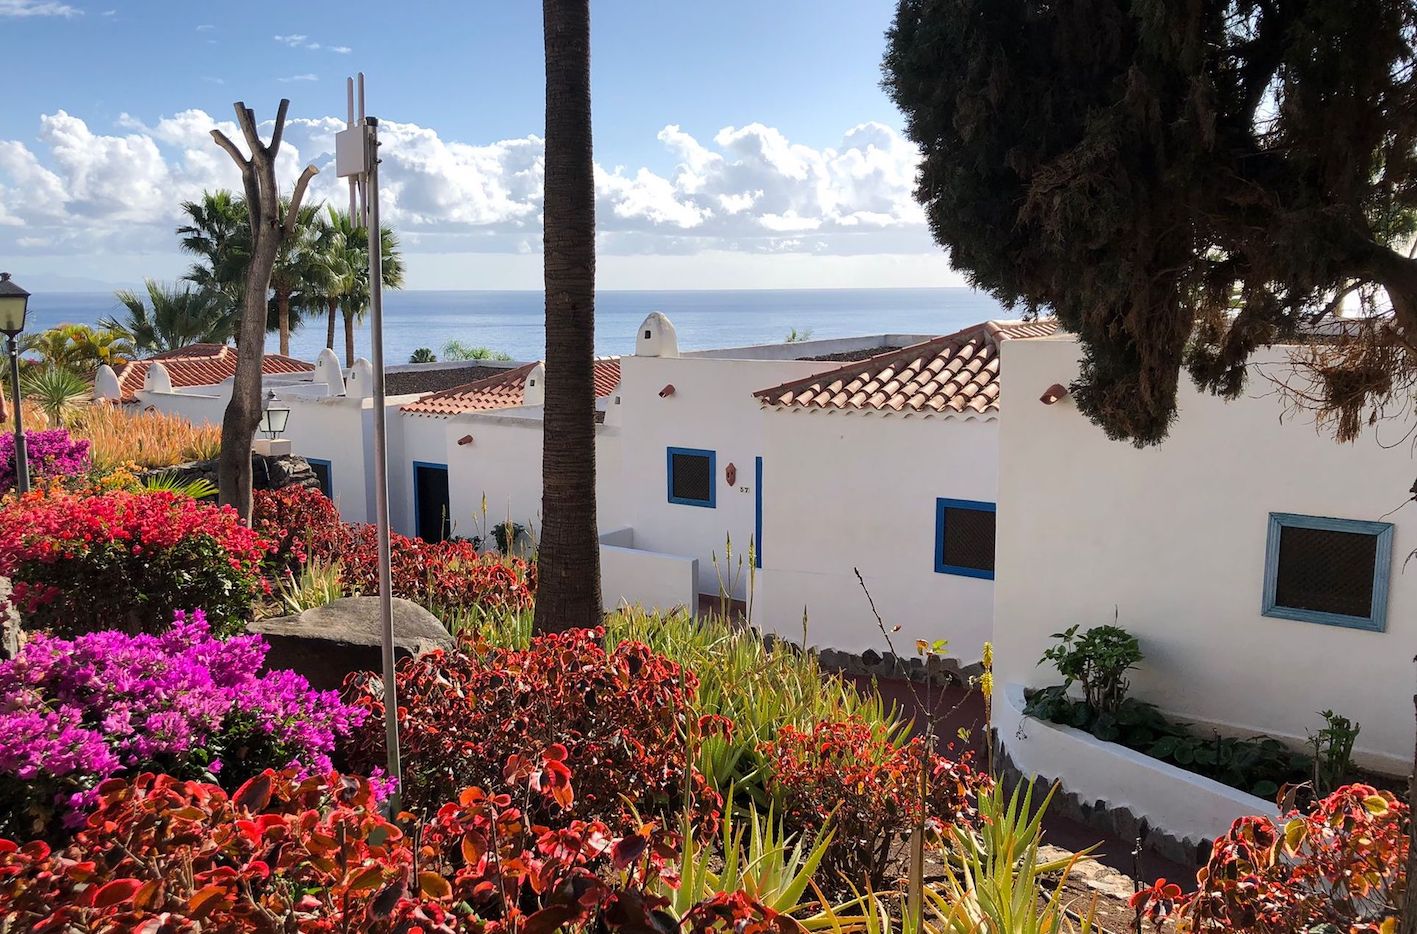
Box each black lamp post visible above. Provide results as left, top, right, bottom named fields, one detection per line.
left=0, top=273, right=30, bottom=494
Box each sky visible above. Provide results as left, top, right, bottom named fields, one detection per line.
left=0, top=0, right=966, bottom=292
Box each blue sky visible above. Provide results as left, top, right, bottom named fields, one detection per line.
left=0, top=0, right=963, bottom=291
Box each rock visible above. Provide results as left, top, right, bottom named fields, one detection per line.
left=136, top=454, right=319, bottom=493
left=250, top=597, right=455, bottom=691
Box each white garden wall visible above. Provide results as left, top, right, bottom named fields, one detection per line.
left=995, top=335, right=1416, bottom=771
left=757, top=411, right=998, bottom=660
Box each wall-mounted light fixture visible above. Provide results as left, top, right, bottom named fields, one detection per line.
left=725, top=463, right=737, bottom=486
left=457, top=434, right=474, bottom=446
left=1039, top=383, right=1069, bottom=405
left=659, top=384, right=676, bottom=398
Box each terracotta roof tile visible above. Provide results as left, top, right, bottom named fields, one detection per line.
left=402, top=358, right=621, bottom=417
left=753, top=319, right=1059, bottom=416
left=114, top=344, right=313, bottom=403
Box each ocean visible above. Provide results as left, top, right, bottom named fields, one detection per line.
left=21, top=287, right=1011, bottom=364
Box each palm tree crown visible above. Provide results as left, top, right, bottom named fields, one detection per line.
left=105, top=279, right=237, bottom=354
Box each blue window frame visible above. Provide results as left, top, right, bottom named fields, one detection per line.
left=754, top=456, right=763, bottom=568
left=306, top=458, right=333, bottom=499
left=667, top=447, right=715, bottom=508
left=1262, top=513, right=1393, bottom=631
left=935, top=498, right=996, bottom=580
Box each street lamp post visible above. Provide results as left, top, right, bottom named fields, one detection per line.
left=0, top=273, right=31, bottom=495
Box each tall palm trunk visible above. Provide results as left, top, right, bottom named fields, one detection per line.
left=326, top=298, right=338, bottom=351
left=534, top=0, right=601, bottom=634
left=277, top=291, right=291, bottom=357
left=343, top=307, right=357, bottom=367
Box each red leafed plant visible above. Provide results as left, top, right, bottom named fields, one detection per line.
left=251, top=484, right=345, bottom=575
left=761, top=717, right=988, bottom=888
left=0, top=489, right=269, bottom=637
left=344, top=627, right=717, bottom=830
left=252, top=486, right=535, bottom=617
left=1132, top=783, right=1408, bottom=932
left=0, top=761, right=780, bottom=933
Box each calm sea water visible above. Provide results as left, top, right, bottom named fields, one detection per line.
left=22, top=288, right=1010, bottom=364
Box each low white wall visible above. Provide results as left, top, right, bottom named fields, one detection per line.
left=599, top=528, right=699, bottom=613
left=133, top=389, right=228, bottom=427
left=995, top=336, right=1416, bottom=770
left=997, top=684, right=1277, bottom=847
left=757, top=413, right=998, bottom=660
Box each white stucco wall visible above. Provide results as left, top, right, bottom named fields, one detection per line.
left=612, top=355, right=833, bottom=601
left=757, top=411, right=998, bottom=660
left=133, top=389, right=228, bottom=427
left=283, top=396, right=373, bottom=523
left=995, top=336, right=1416, bottom=771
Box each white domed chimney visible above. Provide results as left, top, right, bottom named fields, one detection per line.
left=636, top=312, right=678, bottom=358
left=522, top=363, right=546, bottom=407
left=143, top=361, right=173, bottom=394
left=94, top=364, right=121, bottom=401
left=347, top=358, right=374, bottom=400
left=314, top=347, right=345, bottom=395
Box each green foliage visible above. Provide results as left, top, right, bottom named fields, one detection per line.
left=442, top=339, right=513, bottom=361
left=1025, top=687, right=1309, bottom=798
left=605, top=607, right=911, bottom=798
left=884, top=0, right=1417, bottom=446
left=656, top=803, right=835, bottom=920
left=135, top=472, right=219, bottom=500
left=931, top=781, right=1097, bottom=934
left=408, top=347, right=437, bottom=363
left=1036, top=623, right=1141, bottom=715
left=277, top=558, right=345, bottom=614
left=785, top=327, right=814, bottom=343
left=105, top=279, right=236, bottom=352
left=20, top=324, right=134, bottom=376
left=489, top=519, right=525, bottom=554
left=1308, top=709, right=1361, bottom=796
left=19, top=366, right=89, bottom=426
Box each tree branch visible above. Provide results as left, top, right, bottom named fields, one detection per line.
left=268, top=98, right=291, bottom=159
left=233, top=102, right=265, bottom=168
left=209, top=128, right=262, bottom=230
left=283, top=164, right=321, bottom=239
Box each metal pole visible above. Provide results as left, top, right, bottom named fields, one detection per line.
left=364, top=116, right=402, bottom=805
left=6, top=336, right=27, bottom=495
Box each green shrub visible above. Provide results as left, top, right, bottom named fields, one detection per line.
left=1037, top=623, right=1141, bottom=715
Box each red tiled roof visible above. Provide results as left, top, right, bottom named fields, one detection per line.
left=114, top=344, right=313, bottom=403
left=753, top=319, right=1060, bottom=416
left=402, top=358, right=622, bottom=417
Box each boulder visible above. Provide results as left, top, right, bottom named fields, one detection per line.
left=250, top=597, right=454, bottom=691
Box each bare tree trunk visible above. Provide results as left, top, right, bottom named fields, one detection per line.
left=534, top=0, right=601, bottom=634
left=277, top=292, right=291, bottom=357
left=210, top=100, right=318, bottom=522
left=343, top=307, right=357, bottom=367
left=326, top=298, right=337, bottom=351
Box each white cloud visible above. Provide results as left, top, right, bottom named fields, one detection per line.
left=0, top=109, right=936, bottom=268
left=196, top=23, right=214, bottom=31
left=0, top=0, right=79, bottom=16
left=275, top=33, right=351, bottom=54
left=278, top=74, right=319, bottom=83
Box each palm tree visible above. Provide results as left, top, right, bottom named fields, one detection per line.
left=19, top=324, right=134, bottom=375
left=315, top=208, right=405, bottom=366
left=409, top=347, right=437, bottom=363
left=20, top=366, right=89, bottom=425
left=105, top=280, right=237, bottom=354
left=269, top=199, right=328, bottom=357
left=535, top=0, right=601, bottom=633
left=442, top=340, right=512, bottom=361
left=177, top=191, right=249, bottom=324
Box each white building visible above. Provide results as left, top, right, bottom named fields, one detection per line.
left=991, top=331, right=1414, bottom=846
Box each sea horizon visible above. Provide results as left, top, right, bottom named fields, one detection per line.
left=22, top=286, right=1013, bottom=364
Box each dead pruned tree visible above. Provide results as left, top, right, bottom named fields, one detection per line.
left=209, top=100, right=317, bottom=522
